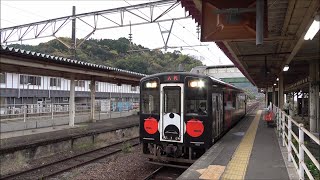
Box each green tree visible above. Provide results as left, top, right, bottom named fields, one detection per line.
left=9, top=37, right=203, bottom=75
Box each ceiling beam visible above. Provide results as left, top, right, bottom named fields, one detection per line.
left=238, top=52, right=291, bottom=57
left=243, top=59, right=282, bottom=62
left=293, top=56, right=320, bottom=61
left=281, top=0, right=319, bottom=69
left=275, top=0, right=297, bottom=53
left=227, top=36, right=295, bottom=42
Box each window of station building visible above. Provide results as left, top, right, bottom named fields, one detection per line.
left=89, top=82, right=99, bottom=91
left=45, top=98, right=52, bottom=102
left=0, top=97, right=6, bottom=107
left=0, top=73, right=6, bottom=84
left=20, top=75, right=41, bottom=85
left=50, top=78, right=61, bottom=87
left=75, top=80, right=85, bottom=87
left=95, top=82, right=99, bottom=91
left=131, top=86, right=137, bottom=91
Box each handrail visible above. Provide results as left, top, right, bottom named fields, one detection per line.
left=301, top=144, right=320, bottom=170
left=290, top=129, right=299, bottom=142
left=301, top=127, right=320, bottom=145
left=289, top=116, right=300, bottom=127
left=302, top=162, right=315, bottom=180
left=0, top=101, right=140, bottom=122
left=272, top=103, right=320, bottom=180
left=290, top=153, right=299, bottom=171
left=289, top=141, right=298, bottom=155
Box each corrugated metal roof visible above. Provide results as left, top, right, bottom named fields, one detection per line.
left=179, top=0, right=319, bottom=89
left=0, top=45, right=146, bottom=78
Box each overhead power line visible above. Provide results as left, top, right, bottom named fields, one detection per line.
left=146, top=0, right=221, bottom=65
left=0, top=0, right=190, bottom=44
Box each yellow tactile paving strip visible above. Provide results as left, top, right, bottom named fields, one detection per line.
left=221, top=110, right=262, bottom=180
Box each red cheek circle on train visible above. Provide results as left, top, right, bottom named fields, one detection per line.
left=144, top=117, right=158, bottom=134
left=186, top=119, right=204, bottom=137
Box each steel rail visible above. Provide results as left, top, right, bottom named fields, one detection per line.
left=143, top=166, right=165, bottom=180
left=0, top=137, right=140, bottom=180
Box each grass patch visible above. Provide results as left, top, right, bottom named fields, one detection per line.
left=121, top=142, right=132, bottom=153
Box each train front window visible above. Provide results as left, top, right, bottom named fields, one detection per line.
left=185, top=80, right=207, bottom=116
left=141, top=81, right=160, bottom=114
left=163, top=87, right=181, bottom=114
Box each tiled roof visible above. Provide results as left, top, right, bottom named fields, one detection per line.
left=0, top=45, right=146, bottom=78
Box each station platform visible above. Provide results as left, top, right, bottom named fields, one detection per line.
left=0, top=115, right=139, bottom=153
left=178, top=107, right=299, bottom=180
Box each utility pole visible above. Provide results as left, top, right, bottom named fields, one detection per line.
left=129, top=21, right=132, bottom=45
left=71, top=6, right=77, bottom=59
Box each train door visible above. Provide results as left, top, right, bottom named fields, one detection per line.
left=159, top=84, right=184, bottom=143
left=217, top=94, right=223, bottom=135
left=212, top=93, right=223, bottom=138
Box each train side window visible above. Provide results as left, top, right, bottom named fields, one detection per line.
left=232, top=93, right=236, bottom=108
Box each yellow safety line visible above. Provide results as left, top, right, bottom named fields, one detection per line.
left=221, top=110, right=262, bottom=180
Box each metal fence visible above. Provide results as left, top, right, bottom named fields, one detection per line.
left=272, top=103, right=319, bottom=180
left=0, top=100, right=140, bottom=122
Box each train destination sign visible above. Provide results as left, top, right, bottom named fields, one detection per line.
left=164, top=75, right=180, bottom=82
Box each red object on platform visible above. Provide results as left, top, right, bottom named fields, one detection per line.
left=264, top=112, right=273, bottom=122
left=186, top=119, right=204, bottom=137
left=144, top=117, right=158, bottom=134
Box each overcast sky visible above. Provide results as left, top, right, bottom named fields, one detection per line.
left=1, top=0, right=233, bottom=66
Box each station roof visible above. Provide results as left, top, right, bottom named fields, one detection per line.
left=180, top=0, right=319, bottom=91
left=192, top=64, right=236, bottom=70
left=0, top=45, right=145, bottom=85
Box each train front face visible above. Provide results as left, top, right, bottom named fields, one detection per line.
left=140, top=73, right=212, bottom=161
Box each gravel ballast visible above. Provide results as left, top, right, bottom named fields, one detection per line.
left=51, top=145, right=161, bottom=180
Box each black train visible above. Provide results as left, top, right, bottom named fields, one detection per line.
left=140, top=72, right=246, bottom=163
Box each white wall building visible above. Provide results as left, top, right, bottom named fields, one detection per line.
left=0, top=72, right=140, bottom=107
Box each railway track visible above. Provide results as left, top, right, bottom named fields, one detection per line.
left=143, top=166, right=164, bottom=180
left=1, top=137, right=140, bottom=180
left=142, top=102, right=260, bottom=180
left=247, top=101, right=260, bottom=114
left=1, top=102, right=260, bottom=180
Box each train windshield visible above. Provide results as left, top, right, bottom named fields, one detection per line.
left=185, top=79, right=207, bottom=116
left=141, top=80, right=160, bottom=114
left=163, top=87, right=181, bottom=114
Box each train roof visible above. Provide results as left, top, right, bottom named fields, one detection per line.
left=141, top=72, right=244, bottom=92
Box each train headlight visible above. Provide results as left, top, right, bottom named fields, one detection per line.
left=198, top=80, right=205, bottom=88
left=189, top=80, right=205, bottom=88
left=190, top=81, right=198, bottom=87
left=145, top=81, right=157, bottom=88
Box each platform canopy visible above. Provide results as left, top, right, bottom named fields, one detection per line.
left=180, top=0, right=319, bottom=91
left=0, top=46, right=145, bottom=85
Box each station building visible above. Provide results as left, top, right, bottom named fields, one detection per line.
left=0, top=72, right=140, bottom=115
left=191, top=65, right=259, bottom=97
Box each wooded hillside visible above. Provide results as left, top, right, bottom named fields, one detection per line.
left=10, top=37, right=203, bottom=74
